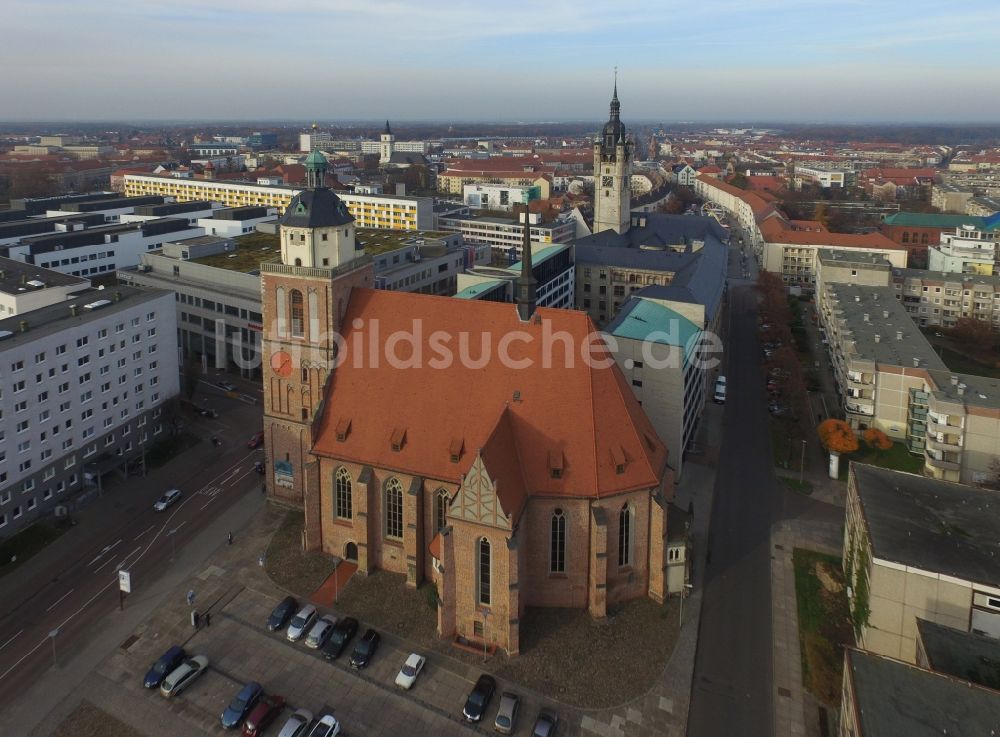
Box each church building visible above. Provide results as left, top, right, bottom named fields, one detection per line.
left=261, top=139, right=671, bottom=655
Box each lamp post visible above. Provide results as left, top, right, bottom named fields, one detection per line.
left=679, top=583, right=694, bottom=627
left=48, top=628, right=59, bottom=667
left=479, top=608, right=490, bottom=662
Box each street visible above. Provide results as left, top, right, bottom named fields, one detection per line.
left=688, top=232, right=776, bottom=737
left=0, top=380, right=264, bottom=717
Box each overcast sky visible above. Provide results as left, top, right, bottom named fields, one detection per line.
left=3, top=0, right=999, bottom=123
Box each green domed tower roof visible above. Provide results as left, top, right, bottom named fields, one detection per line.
left=304, top=149, right=328, bottom=189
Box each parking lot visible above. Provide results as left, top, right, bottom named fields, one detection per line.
left=85, top=507, right=583, bottom=737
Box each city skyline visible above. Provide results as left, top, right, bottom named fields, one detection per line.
left=3, top=0, right=999, bottom=123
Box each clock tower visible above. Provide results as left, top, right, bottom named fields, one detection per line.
left=592, top=75, right=633, bottom=235
left=260, top=149, right=374, bottom=508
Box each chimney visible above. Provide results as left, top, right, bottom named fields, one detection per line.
left=863, top=313, right=869, bottom=322
left=883, top=310, right=889, bottom=319
left=912, top=357, right=919, bottom=367
left=958, top=383, right=966, bottom=396
left=896, top=331, right=903, bottom=341
left=951, top=375, right=959, bottom=386
left=874, top=334, right=881, bottom=343
left=69, top=304, right=77, bottom=317
left=18, top=320, right=28, bottom=333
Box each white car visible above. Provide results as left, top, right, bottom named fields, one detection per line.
left=394, top=652, right=426, bottom=689
left=278, top=708, right=314, bottom=737
left=159, top=654, right=209, bottom=698
left=153, top=488, right=182, bottom=512
left=286, top=604, right=318, bottom=642
left=305, top=615, right=338, bottom=649
left=306, top=713, right=341, bottom=737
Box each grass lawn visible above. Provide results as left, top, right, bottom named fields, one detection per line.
left=938, top=346, right=1000, bottom=380
left=0, top=520, right=71, bottom=578
left=264, top=510, right=339, bottom=598
left=779, top=477, right=813, bottom=495
left=52, top=701, right=143, bottom=737
left=793, top=548, right=854, bottom=708
left=836, top=442, right=924, bottom=480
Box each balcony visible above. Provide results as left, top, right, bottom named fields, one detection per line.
left=927, top=415, right=963, bottom=434
left=845, top=399, right=875, bottom=417
left=925, top=434, right=963, bottom=454
left=924, top=452, right=962, bottom=472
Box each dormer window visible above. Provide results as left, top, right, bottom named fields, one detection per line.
left=335, top=417, right=351, bottom=442
left=548, top=449, right=564, bottom=479
left=391, top=427, right=406, bottom=452
left=611, top=445, right=628, bottom=475
left=449, top=437, right=464, bottom=464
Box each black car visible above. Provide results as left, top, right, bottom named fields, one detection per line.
left=267, top=596, right=298, bottom=632
left=322, top=616, right=358, bottom=660
left=220, top=681, right=263, bottom=730
left=462, top=674, right=497, bottom=722
left=143, top=645, right=186, bottom=689
left=531, top=710, right=559, bottom=737
left=349, top=628, right=380, bottom=669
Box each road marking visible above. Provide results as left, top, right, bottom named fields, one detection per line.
left=132, top=524, right=156, bottom=542
left=222, top=467, right=240, bottom=484
left=96, top=545, right=141, bottom=574
left=87, top=538, right=122, bottom=567
left=0, top=630, right=23, bottom=653
left=45, top=589, right=74, bottom=613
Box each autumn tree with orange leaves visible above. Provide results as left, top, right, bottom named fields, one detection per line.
left=818, top=419, right=859, bottom=454
left=862, top=428, right=892, bottom=454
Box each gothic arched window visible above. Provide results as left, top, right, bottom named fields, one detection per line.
left=478, top=537, right=491, bottom=606
left=289, top=290, right=304, bottom=337
left=435, top=488, right=449, bottom=532
left=385, top=478, right=403, bottom=539
left=335, top=467, right=352, bottom=520
left=550, top=508, right=566, bottom=573
left=618, top=503, right=633, bottom=567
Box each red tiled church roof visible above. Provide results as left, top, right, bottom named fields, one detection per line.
left=311, top=290, right=667, bottom=517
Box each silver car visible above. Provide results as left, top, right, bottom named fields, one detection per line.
left=494, top=691, right=520, bottom=734
left=278, top=708, right=314, bottom=737
left=159, top=654, right=209, bottom=698
left=286, top=604, right=318, bottom=642
left=305, top=615, right=338, bottom=649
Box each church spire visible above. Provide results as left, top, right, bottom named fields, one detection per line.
left=610, top=67, right=620, bottom=121
left=384, top=120, right=392, bottom=135
left=515, top=207, right=537, bottom=322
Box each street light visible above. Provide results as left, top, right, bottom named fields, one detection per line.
left=479, top=608, right=491, bottom=662
left=48, top=628, right=59, bottom=667
left=679, top=583, right=694, bottom=627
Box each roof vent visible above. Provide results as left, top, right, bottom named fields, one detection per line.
left=883, top=310, right=890, bottom=319
left=19, top=320, right=28, bottom=333
left=951, top=375, right=959, bottom=386
left=958, top=383, right=966, bottom=396
left=513, top=390, right=521, bottom=402
left=874, top=334, right=881, bottom=343
left=912, top=357, right=920, bottom=367
left=69, top=304, right=78, bottom=317
left=855, top=295, right=861, bottom=302
left=863, top=313, right=869, bottom=322
left=896, top=331, right=903, bottom=341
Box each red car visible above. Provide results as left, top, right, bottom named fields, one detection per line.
left=241, top=693, right=285, bottom=737
left=247, top=432, right=264, bottom=449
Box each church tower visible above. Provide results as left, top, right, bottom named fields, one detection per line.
left=592, top=75, right=633, bottom=235
left=379, top=120, right=395, bottom=165
left=260, top=149, right=374, bottom=508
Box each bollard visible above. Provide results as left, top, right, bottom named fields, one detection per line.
left=190, top=610, right=199, bottom=628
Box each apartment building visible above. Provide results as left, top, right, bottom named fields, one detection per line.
left=436, top=212, right=575, bottom=263
left=794, top=164, right=851, bottom=189
left=892, top=268, right=1000, bottom=329
left=462, top=183, right=541, bottom=212
left=0, top=287, right=179, bottom=538
left=926, top=215, right=999, bottom=275
left=0, top=258, right=90, bottom=317
left=931, top=183, right=974, bottom=213
left=123, top=174, right=434, bottom=231
left=843, top=464, right=1000, bottom=663
left=817, top=281, right=1000, bottom=483
left=455, top=243, right=575, bottom=310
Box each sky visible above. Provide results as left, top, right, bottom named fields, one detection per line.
left=3, top=0, right=999, bottom=123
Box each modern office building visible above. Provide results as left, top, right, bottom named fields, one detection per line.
left=123, top=174, right=434, bottom=231
left=436, top=212, right=576, bottom=263
left=455, top=241, right=574, bottom=310
left=0, top=287, right=179, bottom=538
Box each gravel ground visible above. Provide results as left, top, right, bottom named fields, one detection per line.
left=51, top=701, right=144, bottom=737
left=265, top=512, right=680, bottom=709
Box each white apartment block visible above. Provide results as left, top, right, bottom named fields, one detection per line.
left=462, top=183, right=540, bottom=212
left=436, top=212, right=575, bottom=263
left=0, top=287, right=180, bottom=538
left=0, top=257, right=91, bottom=317
left=927, top=222, right=998, bottom=275
left=123, top=174, right=434, bottom=231
left=795, top=165, right=849, bottom=189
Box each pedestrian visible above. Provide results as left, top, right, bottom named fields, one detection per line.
left=186, top=589, right=195, bottom=607
left=258, top=552, right=266, bottom=567
left=227, top=531, right=233, bottom=545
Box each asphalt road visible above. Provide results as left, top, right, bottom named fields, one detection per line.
left=688, top=248, right=776, bottom=737
left=0, top=381, right=264, bottom=713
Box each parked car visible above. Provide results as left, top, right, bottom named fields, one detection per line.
left=221, top=681, right=264, bottom=729
left=494, top=692, right=521, bottom=734
left=160, top=654, right=209, bottom=698
left=247, top=432, right=265, bottom=449
left=350, top=628, right=381, bottom=669
left=463, top=674, right=497, bottom=722
left=143, top=645, right=185, bottom=689
left=305, top=615, right=338, bottom=649
left=394, top=652, right=426, bottom=689
left=277, top=708, right=314, bottom=737
left=530, top=710, right=559, bottom=737
left=153, top=488, right=182, bottom=512
left=217, top=380, right=238, bottom=392
left=322, top=617, right=358, bottom=660
left=306, top=714, right=342, bottom=737
left=268, top=596, right=298, bottom=632
left=242, top=694, right=285, bottom=737
left=286, top=604, right=318, bottom=642
left=713, top=376, right=727, bottom=404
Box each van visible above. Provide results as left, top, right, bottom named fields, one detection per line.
left=713, top=376, right=727, bottom=404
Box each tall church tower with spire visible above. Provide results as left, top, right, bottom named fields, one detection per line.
left=260, top=149, right=374, bottom=508
left=379, top=121, right=395, bottom=164
left=592, top=74, right=633, bottom=235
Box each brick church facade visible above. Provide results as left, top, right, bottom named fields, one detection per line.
left=261, top=144, right=672, bottom=655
